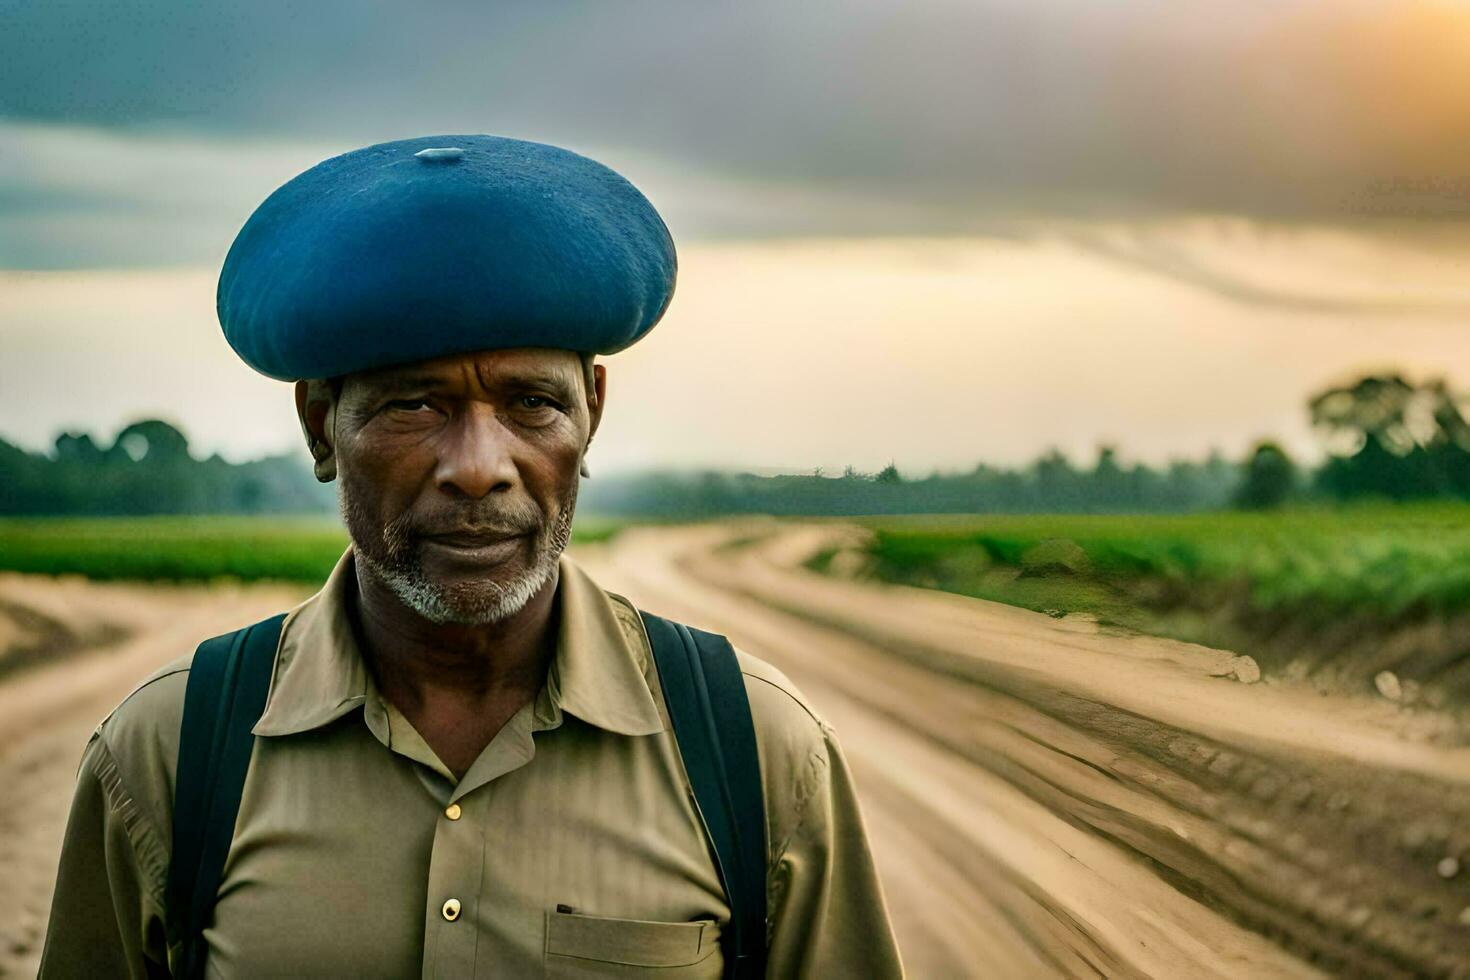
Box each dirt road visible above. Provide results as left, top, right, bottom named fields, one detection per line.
left=5, top=523, right=1470, bottom=977
left=583, top=522, right=1470, bottom=978
left=0, top=574, right=311, bottom=977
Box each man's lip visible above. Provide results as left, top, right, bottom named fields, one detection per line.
left=423, top=530, right=527, bottom=548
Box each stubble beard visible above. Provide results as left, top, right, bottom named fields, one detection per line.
left=339, top=476, right=578, bottom=626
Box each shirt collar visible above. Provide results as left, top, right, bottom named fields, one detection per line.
left=252, top=545, right=664, bottom=739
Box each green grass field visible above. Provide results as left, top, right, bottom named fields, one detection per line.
left=841, top=503, right=1470, bottom=620
left=0, top=516, right=623, bottom=583
left=813, top=503, right=1470, bottom=703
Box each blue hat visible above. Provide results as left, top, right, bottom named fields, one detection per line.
left=217, top=135, right=677, bottom=381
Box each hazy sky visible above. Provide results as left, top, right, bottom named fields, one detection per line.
left=3, top=0, right=1469, bottom=472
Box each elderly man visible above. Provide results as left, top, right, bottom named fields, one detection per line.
left=39, top=136, right=903, bottom=978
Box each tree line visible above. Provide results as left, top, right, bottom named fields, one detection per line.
left=0, top=419, right=333, bottom=515
left=1233, top=373, right=1470, bottom=509
left=2, top=371, right=1465, bottom=517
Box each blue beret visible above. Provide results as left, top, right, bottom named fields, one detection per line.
left=217, top=135, right=677, bottom=381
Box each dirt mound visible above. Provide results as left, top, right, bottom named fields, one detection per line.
left=1018, top=538, right=1093, bottom=577
left=0, top=591, right=127, bottom=676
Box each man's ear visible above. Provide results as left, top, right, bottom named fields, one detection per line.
left=294, top=379, right=338, bottom=483
left=586, top=363, right=607, bottom=445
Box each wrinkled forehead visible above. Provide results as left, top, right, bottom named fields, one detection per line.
left=341, top=347, right=591, bottom=400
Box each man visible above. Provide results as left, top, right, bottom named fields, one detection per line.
left=39, top=135, right=904, bottom=977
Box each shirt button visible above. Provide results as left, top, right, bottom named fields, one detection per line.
left=445, top=803, right=462, bottom=821
left=442, top=898, right=462, bottom=922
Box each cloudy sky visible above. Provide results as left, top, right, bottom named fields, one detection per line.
left=4, top=0, right=1469, bottom=473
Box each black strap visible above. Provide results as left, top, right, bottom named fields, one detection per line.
left=167, top=613, right=285, bottom=980
left=639, top=611, right=768, bottom=980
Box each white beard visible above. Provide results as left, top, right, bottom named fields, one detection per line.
left=354, top=541, right=561, bottom=626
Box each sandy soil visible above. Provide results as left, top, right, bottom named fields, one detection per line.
left=5, top=524, right=1470, bottom=977
left=0, top=575, right=311, bottom=978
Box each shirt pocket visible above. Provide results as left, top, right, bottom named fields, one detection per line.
left=543, top=909, right=722, bottom=978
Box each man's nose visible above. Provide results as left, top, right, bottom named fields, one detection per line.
left=433, top=403, right=518, bottom=499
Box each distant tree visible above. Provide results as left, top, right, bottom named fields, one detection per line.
left=113, top=419, right=191, bottom=462
left=1424, top=377, right=1470, bottom=497
left=874, top=462, right=902, bottom=484
left=1032, top=448, right=1074, bottom=484
left=1201, top=447, right=1237, bottom=490
left=1233, top=440, right=1297, bottom=509
left=1309, top=372, right=1470, bottom=500
left=1310, top=374, right=1420, bottom=457
left=1032, top=448, right=1082, bottom=511
left=0, top=437, right=44, bottom=514
left=1091, top=444, right=1127, bottom=509
left=53, top=432, right=106, bottom=462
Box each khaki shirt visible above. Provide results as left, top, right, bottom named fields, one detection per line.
left=39, top=548, right=903, bottom=978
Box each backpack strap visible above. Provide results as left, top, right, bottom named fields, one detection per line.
left=639, top=610, right=768, bottom=980
left=167, top=613, right=286, bottom=980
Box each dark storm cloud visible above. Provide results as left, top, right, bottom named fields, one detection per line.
left=4, top=0, right=1468, bottom=267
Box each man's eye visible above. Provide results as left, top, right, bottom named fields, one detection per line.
left=520, top=395, right=555, bottom=410
left=387, top=399, right=431, bottom=412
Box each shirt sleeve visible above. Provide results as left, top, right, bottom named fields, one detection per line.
left=764, top=721, right=905, bottom=978
left=38, top=730, right=173, bottom=979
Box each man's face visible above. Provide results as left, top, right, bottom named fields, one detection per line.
left=316, top=347, right=601, bottom=625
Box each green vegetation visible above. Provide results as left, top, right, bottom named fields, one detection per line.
left=816, top=503, right=1470, bottom=703
left=590, top=372, right=1470, bottom=518
left=0, top=516, right=622, bottom=583
left=2, top=420, right=335, bottom=516
left=846, top=504, right=1470, bottom=621
left=6, top=370, right=1468, bottom=520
